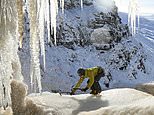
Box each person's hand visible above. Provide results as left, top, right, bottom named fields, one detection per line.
left=81, top=87, right=88, bottom=92
left=70, top=91, right=75, bottom=95
left=104, top=83, right=109, bottom=88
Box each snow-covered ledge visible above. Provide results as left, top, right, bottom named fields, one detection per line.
left=135, top=83, right=154, bottom=95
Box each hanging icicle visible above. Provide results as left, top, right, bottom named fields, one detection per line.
left=0, top=0, right=23, bottom=109
left=60, top=0, right=65, bottom=14
left=37, top=0, right=46, bottom=71
left=50, top=0, right=58, bottom=46
left=0, top=54, right=12, bottom=109
left=81, top=0, right=83, bottom=10
left=128, top=0, right=139, bottom=35
left=16, top=0, right=24, bottom=49
left=28, top=0, right=42, bottom=93
left=45, top=0, right=51, bottom=44
left=27, top=0, right=62, bottom=93
left=47, top=0, right=64, bottom=46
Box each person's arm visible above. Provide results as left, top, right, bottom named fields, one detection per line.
left=72, top=77, right=84, bottom=93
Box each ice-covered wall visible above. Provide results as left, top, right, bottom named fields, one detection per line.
left=0, top=0, right=23, bottom=108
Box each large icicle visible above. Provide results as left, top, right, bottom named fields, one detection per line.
left=0, top=0, right=23, bottom=109
left=47, top=0, right=64, bottom=46
left=45, top=0, right=51, bottom=44
left=81, top=0, right=83, bottom=10
left=37, top=0, right=46, bottom=71
left=50, top=0, right=58, bottom=46
left=60, top=0, right=65, bottom=14
left=28, top=0, right=42, bottom=93
left=28, top=0, right=60, bottom=93
left=128, top=0, right=139, bottom=35
left=16, top=0, right=24, bottom=49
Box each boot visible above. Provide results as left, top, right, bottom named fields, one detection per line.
left=90, top=90, right=98, bottom=95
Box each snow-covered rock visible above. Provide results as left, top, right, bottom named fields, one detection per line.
left=10, top=80, right=45, bottom=115
left=28, top=88, right=154, bottom=115
left=136, top=83, right=154, bottom=95
left=55, top=0, right=129, bottom=48
left=90, top=27, right=113, bottom=44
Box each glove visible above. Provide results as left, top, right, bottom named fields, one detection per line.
left=104, top=83, right=109, bottom=88
left=70, top=88, right=75, bottom=95
left=70, top=91, right=75, bottom=95
left=81, top=87, right=88, bottom=92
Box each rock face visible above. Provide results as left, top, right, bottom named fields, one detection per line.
left=88, top=11, right=129, bottom=45
left=55, top=0, right=130, bottom=48
left=64, top=0, right=93, bottom=9
left=136, top=83, right=154, bottom=96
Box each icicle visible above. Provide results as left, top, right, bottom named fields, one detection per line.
left=60, top=0, right=65, bottom=14
left=0, top=55, right=11, bottom=109
left=81, top=0, right=83, bottom=10
left=50, top=0, right=58, bottom=46
left=28, top=0, right=42, bottom=93
left=0, top=0, right=23, bottom=108
left=62, top=0, right=64, bottom=13
left=128, top=0, right=139, bottom=35
left=16, top=0, right=24, bottom=49
left=44, top=0, right=51, bottom=44
left=37, top=0, right=46, bottom=71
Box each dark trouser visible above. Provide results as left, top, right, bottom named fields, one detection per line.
left=87, top=72, right=104, bottom=93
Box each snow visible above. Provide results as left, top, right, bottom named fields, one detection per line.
left=90, top=27, right=113, bottom=44
left=2, top=81, right=154, bottom=115
left=0, top=107, right=12, bottom=115
left=93, top=0, right=115, bottom=13
left=27, top=88, right=154, bottom=115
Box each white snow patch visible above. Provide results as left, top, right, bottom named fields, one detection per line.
left=28, top=88, right=154, bottom=115
left=91, top=27, right=113, bottom=44
left=93, top=0, right=115, bottom=13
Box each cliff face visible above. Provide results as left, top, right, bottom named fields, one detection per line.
left=55, top=0, right=129, bottom=49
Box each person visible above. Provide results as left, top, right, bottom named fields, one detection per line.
left=70, top=66, right=109, bottom=95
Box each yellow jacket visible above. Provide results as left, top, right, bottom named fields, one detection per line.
left=72, top=66, right=103, bottom=93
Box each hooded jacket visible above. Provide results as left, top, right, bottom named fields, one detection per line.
left=72, top=66, right=104, bottom=93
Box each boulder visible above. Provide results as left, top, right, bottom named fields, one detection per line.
left=90, top=26, right=113, bottom=45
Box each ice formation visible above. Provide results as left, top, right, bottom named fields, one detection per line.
left=28, top=0, right=42, bottom=93
left=50, top=0, right=58, bottom=46
left=0, top=0, right=23, bottom=109
left=16, top=0, right=24, bottom=49
left=128, top=0, right=140, bottom=35
left=60, top=0, right=65, bottom=14
left=81, top=0, right=83, bottom=10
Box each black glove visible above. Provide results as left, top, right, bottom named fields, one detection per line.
left=81, top=87, right=88, bottom=92
left=70, top=88, right=75, bottom=95
left=70, top=91, right=75, bottom=95
left=104, top=83, right=109, bottom=88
